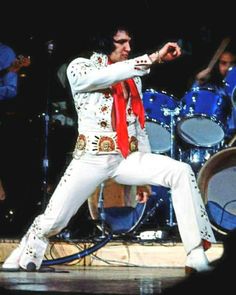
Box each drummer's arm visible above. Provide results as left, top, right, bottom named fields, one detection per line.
left=196, top=67, right=211, bottom=85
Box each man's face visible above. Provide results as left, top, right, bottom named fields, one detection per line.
left=219, top=52, right=236, bottom=77
left=109, top=30, right=131, bottom=63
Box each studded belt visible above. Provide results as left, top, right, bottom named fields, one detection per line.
left=73, top=132, right=138, bottom=158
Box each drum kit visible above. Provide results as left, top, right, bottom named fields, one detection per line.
left=142, top=67, right=236, bottom=236
left=87, top=66, right=236, bottom=239
left=143, top=87, right=229, bottom=172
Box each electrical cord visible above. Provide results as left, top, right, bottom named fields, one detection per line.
left=42, top=232, right=112, bottom=266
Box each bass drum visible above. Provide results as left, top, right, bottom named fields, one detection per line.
left=88, top=179, right=146, bottom=234
left=88, top=179, right=163, bottom=235
left=88, top=179, right=137, bottom=219
left=197, top=146, right=236, bottom=235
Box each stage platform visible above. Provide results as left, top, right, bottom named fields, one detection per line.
left=0, top=238, right=224, bottom=294
left=0, top=238, right=223, bottom=267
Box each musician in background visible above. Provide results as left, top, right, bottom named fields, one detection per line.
left=193, top=49, right=235, bottom=91
left=0, top=42, right=18, bottom=100
left=0, top=41, right=18, bottom=201
left=192, top=48, right=236, bottom=141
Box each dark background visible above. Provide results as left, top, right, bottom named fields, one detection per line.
left=0, top=1, right=235, bottom=238
left=2, top=1, right=236, bottom=103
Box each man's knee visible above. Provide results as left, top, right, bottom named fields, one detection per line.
left=173, top=161, right=195, bottom=185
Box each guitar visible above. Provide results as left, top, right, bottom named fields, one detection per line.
left=0, top=55, right=31, bottom=77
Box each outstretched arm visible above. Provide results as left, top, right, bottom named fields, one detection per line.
left=149, top=42, right=182, bottom=64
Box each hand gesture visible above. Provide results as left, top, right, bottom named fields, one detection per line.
left=9, top=56, right=31, bottom=73
left=158, top=42, right=182, bottom=62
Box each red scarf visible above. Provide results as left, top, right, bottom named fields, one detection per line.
left=112, top=78, right=145, bottom=158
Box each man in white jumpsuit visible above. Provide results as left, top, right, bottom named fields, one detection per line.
left=3, top=25, right=216, bottom=274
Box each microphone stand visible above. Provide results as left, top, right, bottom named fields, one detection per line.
left=41, top=40, right=55, bottom=210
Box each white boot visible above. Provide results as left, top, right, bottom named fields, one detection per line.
left=2, top=236, right=28, bottom=269
left=185, top=246, right=213, bottom=274
left=19, top=232, right=48, bottom=271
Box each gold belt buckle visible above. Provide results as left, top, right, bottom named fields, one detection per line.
left=98, top=136, right=116, bottom=152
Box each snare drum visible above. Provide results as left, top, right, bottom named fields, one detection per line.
left=143, top=89, right=180, bottom=153
left=177, top=87, right=229, bottom=147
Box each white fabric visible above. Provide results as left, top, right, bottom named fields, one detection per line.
left=66, top=52, right=152, bottom=146
left=7, top=151, right=215, bottom=269
left=186, top=246, right=213, bottom=272
left=3, top=52, right=216, bottom=270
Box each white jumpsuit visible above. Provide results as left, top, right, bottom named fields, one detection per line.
left=5, top=52, right=216, bottom=270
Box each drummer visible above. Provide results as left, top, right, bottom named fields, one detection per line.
left=192, top=48, right=236, bottom=140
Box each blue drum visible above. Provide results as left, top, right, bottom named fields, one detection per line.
left=179, top=146, right=217, bottom=175
left=224, top=66, right=236, bottom=98
left=177, top=87, right=229, bottom=148
left=142, top=89, right=180, bottom=153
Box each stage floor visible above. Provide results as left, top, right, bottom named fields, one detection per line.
left=0, top=238, right=224, bottom=294
left=0, top=265, right=186, bottom=294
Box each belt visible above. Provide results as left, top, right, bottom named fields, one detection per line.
left=73, top=132, right=138, bottom=158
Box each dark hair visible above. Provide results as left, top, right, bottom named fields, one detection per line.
left=89, top=24, right=132, bottom=55
left=209, top=49, right=236, bottom=86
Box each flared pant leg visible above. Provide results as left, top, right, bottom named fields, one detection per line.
left=18, top=154, right=121, bottom=269
left=112, top=152, right=216, bottom=254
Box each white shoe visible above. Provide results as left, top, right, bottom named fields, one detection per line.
left=2, top=236, right=27, bottom=270
left=2, top=246, right=22, bottom=269
left=185, top=247, right=213, bottom=274
left=19, top=233, right=49, bottom=271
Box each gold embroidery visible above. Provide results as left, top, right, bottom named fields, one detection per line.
left=76, top=134, right=86, bottom=150
left=100, top=120, right=108, bottom=128
left=129, top=136, right=138, bottom=152
left=75, top=134, right=138, bottom=154
left=103, top=90, right=112, bottom=98
left=98, top=136, right=116, bottom=152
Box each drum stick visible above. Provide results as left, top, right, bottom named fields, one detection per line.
left=207, top=37, right=231, bottom=70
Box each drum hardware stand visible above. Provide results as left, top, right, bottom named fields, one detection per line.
left=97, top=182, right=107, bottom=239
left=41, top=40, right=55, bottom=210
left=162, top=106, right=180, bottom=227
left=131, top=198, right=164, bottom=239
left=228, top=133, right=236, bottom=147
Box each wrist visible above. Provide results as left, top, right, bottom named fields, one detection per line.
left=155, top=50, right=164, bottom=64
left=148, top=51, right=164, bottom=64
